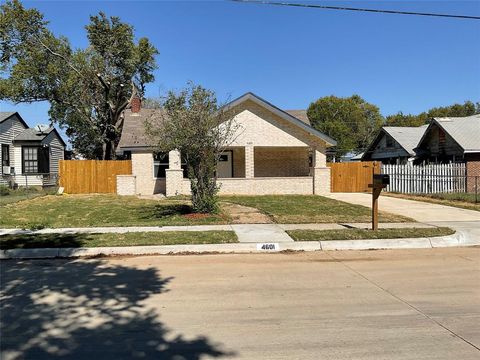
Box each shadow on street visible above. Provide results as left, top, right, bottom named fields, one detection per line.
left=0, top=259, right=234, bottom=359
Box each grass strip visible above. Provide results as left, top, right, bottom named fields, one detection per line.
left=222, top=195, right=413, bottom=223
left=287, top=227, right=455, bottom=241
left=384, top=193, right=479, bottom=212
left=0, top=231, right=237, bottom=249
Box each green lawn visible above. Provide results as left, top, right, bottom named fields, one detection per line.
left=385, top=192, right=480, bottom=212
left=0, top=186, right=57, bottom=206
left=0, top=193, right=411, bottom=229
left=222, top=195, right=412, bottom=223
left=0, top=231, right=237, bottom=249
left=287, top=227, right=455, bottom=241
left=0, top=194, right=229, bottom=229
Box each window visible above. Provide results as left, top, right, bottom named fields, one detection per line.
left=1, top=144, right=9, bottom=167
left=22, top=146, right=49, bottom=174
left=153, top=152, right=188, bottom=178
left=153, top=152, right=169, bottom=178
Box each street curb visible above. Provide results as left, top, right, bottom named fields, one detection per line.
left=0, top=233, right=478, bottom=260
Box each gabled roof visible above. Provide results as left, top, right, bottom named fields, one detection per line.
left=224, top=92, right=336, bottom=146
left=0, top=111, right=29, bottom=129
left=118, top=108, right=165, bottom=150
left=118, top=92, right=337, bottom=150
left=418, top=114, right=480, bottom=153
left=362, top=125, right=427, bottom=160
left=383, top=125, right=428, bottom=155
left=13, top=126, right=67, bottom=147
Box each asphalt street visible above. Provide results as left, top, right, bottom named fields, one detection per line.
left=1, top=247, right=479, bottom=359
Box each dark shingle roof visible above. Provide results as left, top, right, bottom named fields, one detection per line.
left=14, top=127, right=54, bottom=142
left=117, top=109, right=166, bottom=149
left=285, top=110, right=310, bottom=125
left=0, top=112, right=16, bottom=123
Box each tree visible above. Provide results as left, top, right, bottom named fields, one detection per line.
left=0, top=0, right=158, bottom=159
left=307, top=95, right=383, bottom=157
left=384, top=112, right=425, bottom=127
left=385, top=101, right=480, bottom=127
left=145, top=83, right=238, bottom=213
left=142, top=97, right=162, bottom=109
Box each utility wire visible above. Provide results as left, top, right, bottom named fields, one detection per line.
left=231, top=0, right=480, bottom=20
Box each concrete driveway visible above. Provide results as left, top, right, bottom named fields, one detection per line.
left=1, top=248, right=479, bottom=359
left=326, top=193, right=480, bottom=241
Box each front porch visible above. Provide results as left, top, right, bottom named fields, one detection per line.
left=161, top=145, right=330, bottom=196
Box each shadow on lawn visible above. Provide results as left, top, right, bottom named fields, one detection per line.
left=0, top=233, right=94, bottom=249
left=0, top=259, right=234, bottom=359
left=137, top=203, right=193, bottom=220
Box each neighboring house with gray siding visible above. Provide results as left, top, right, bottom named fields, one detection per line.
left=116, top=92, right=336, bottom=196
left=362, top=125, right=428, bottom=164
left=416, top=115, right=480, bottom=192
left=0, top=112, right=66, bottom=187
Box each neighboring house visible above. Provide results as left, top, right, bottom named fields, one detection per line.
left=116, top=92, right=336, bottom=196
left=338, top=151, right=363, bottom=162
left=416, top=114, right=480, bottom=192
left=362, top=125, right=428, bottom=164
left=0, top=112, right=66, bottom=187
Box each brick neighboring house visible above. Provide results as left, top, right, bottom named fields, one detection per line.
left=416, top=114, right=480, bottom=192
left=116, top=92, right=336, bottom=196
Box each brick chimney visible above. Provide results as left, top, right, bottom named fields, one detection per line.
left=131, top=96, right=141, bottom=113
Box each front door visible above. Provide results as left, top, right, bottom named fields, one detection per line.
left=217, top=151, right=233, bottom=178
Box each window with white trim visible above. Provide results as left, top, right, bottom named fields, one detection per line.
left=22, top=146, right=49, bottom=174
left=1, top=144, right=9, bottom=167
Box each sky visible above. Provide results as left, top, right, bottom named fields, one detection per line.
left=1, top=0, right=479, bottom=148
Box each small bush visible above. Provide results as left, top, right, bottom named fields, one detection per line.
left=23, top=222, right=49, bottom=231
left=0, top=186, right=10, bottom=196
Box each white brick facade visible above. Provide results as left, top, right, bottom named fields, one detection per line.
left=117, top=175, right=136, bottom=195
left=117, top=94, right=335, bottom=196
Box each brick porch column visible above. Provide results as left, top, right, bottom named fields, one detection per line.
left=165, top=149, right=183, bottom=197
left=245, top=144, right=254, bottom=178
left=313, top=147, right=331, bottom=194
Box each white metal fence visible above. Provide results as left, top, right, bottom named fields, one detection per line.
left=381, top=163, right=466, bottom=194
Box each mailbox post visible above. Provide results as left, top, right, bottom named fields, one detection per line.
left=369, top=174, right=390, bottom=230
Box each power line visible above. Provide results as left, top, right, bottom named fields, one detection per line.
left=231, top=0, right=480, bottom=20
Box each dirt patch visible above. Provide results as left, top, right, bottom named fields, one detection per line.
left=221, top=202, right=273, bottom=224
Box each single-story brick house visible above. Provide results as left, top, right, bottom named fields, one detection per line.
left=116, top=92, right=336, bottom=196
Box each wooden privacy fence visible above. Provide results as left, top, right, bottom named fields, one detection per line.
left=330, top=161, right=381, bottom=192
left=382, top=163, right=466, bottom=194
left=59, top=160, right=132, bottom=194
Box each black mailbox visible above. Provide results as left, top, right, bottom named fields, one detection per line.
left=373, top=174, right=390, bottom=187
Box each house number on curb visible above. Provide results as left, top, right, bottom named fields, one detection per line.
left=257, top=243, right=279, bottom=251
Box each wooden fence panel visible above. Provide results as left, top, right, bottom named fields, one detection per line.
left=330, top=161, right=381, bottom=192
left=59, top=160, right=132, bottom=194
